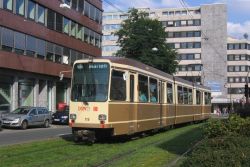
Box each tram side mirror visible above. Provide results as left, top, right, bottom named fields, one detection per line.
left=123, top=72, right=128, bottom=81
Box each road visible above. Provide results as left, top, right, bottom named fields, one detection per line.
left=0, top=125, right=71, bottom=146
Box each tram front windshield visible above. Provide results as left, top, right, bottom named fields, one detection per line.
left=71, top=63, right=110, bottom=102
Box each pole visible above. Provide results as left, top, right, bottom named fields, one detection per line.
left=230, top=83, right=233, bottom=112
left=246, top=71, right=250, bottom=104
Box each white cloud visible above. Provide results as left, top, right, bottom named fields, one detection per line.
left=103, top=0, right=182, bottom=12
left=227, top=21, right=250, bottom=39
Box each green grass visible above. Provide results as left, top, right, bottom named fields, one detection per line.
left=0, top=124, right=204, bottom=167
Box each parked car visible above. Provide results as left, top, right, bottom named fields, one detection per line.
left=0, top=119, right=2, bottom=131
left=0, top=104, right=10, bottom=118
left=52, top=110, right=69, bottom=125
left=2, top=106, right=51, bottom=129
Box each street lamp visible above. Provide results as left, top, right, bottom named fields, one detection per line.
left=245, top=70, right=250, bottom=104
left=152, top=47, right=158, bottom=51
left=59, top=70, right=72, bottom=81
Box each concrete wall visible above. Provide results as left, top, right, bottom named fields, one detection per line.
left=201, top=4, right=227, bottom=98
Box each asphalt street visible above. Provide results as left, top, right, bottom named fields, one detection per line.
left=0, top=125, right=71, bottom=146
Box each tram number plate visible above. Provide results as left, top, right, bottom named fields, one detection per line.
left=85, top=118, right=90, bottom=121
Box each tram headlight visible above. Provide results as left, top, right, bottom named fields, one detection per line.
left=98, top=114, right=107, bottom=121
left=70, top=114, right=77, bottom=120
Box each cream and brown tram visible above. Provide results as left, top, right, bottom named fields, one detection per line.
left=69, top=57, right=211, bottom=142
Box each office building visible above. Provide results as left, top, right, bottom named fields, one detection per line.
left=102, top=4, right=228, bottom=103
left=0, top=0, right=102, bottom=112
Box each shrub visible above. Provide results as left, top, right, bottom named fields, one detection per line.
left=181, top=115, right=250, bottom=167
left=180, top=136, right=250, bottom=167
left=202, top=119, right=228, bottom=138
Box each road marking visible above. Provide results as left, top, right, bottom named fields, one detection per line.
left=56, top=133, right=71, bottom=137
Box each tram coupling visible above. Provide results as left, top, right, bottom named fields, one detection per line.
left=73, top=129, right=96, bottom=144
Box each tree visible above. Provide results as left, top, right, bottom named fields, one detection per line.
left=114, top=8, right=178, bottom=74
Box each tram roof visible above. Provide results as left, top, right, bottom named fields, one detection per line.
left=79, top=57, right=210, bottom=91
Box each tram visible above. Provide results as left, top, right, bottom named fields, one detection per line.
left=69, top=57, right=211, bottom=142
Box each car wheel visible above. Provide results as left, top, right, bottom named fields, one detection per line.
left=44, top=119, right=50, bottom=128
left=21, top=121, right=28, bottom=130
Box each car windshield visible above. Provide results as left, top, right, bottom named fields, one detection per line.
left=71, top=63, right=110, bottom=102
left=11, top=108, right=30, bottom=115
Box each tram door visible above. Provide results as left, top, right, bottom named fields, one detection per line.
left=159, top=81, right=164, bottom=127
left=129, top=74, right=136, bottom=134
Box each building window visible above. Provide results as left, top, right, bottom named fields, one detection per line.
left=228, top=66, right=234, bottom=72
left=95, top=33, right=100, bottom=47
left=3, top=0, right=13, bottom=10
left=78, top=0, right=84, bottom=13
left=26, top=35, right=36, bottom=56
left=241, top=55, right=246, bottom=60
left=70, top=50, right=77, bottom=65
left=195, top=53, right=201, bottom=59
left=55, top=45, right=62, bottom=63
left=84, top=27, right=89, bottom=43
left=56, top=13, right=63, bottom=32
left=36, top=39, right=45, bottom=59
left=62, top=47, right=70, bottom=65
left=89, top=30, right=95, bottom=45
left=194, top=42, right=201, bottom=48
left=90, top=4, right=95, bottom=20
left=47, top=9, right=55, bottom=30
left=228, top=55, right=234, bottom=61
left=18, top=79, right=34, bottom=106
left=193, top=19, right=201, bottom=26
left=71, top=0, right=78, bottom=10
left=46, top=42, right=54, bottom=61
left=63, top=17, right=70, bottom=34
left=76, top=24, right=82, bottom=39
left=228, top=44, right=234, bottom=50
left=2, top=28, right=13, bottom=51
left=27, top=0, right=35, bottom=20
left=14, top=32, right=25, bottom=54
left=16, top=0, right=25, bottom=15
left=37, top=5, right=45, bottom=24
left=84, top=1, right=90, bottom=17
left=235, top=66, right=240, bottom=72
left=71, top=22, right=76, bottom=37
left=162, top=11, right=168, bottom=15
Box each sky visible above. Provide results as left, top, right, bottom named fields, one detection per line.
left=103, top=0, right=250, bottom=39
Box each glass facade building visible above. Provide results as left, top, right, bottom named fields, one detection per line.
left=0, top=0, right=102, bottom=112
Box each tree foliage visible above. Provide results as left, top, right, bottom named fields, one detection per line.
left=114, top=8, right=178, bottom=74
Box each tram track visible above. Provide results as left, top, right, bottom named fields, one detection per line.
left=91, top=136, right=171, bottom=167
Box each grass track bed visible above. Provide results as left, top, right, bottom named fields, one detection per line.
left=0, top=124, right=203, bottom=167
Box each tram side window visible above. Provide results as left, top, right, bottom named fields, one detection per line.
left=110, top=70, right=126, bottom=101
left=138, top=75, right=148, bottom=102
left=183, top=87, right=188, bottom=104
left=149, top=78, right=158, bottom=103
left=130, top=75, right=134, bottom=102
left=188, top=89, right=193, bottom=104
left=196, top=91, right=201, bottom=104
left=167, top=83, right=173, bottom=104
left=178, top=86, right=183, bottom=104
left=205, top=92, right=211, bottom=104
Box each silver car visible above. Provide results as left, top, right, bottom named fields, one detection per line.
left=2, top=107, right=51, bottom=129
